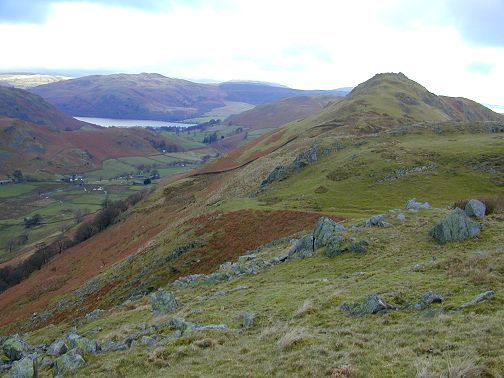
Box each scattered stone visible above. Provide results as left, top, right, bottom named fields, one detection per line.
left=47, top=339, right=68, bottom=357
left=238, top=311, right=255, bottom=329
left=356, top=214, right=391, bottom=228
left=430, top=208, right=481, bottom=244
left=406, top=198, right=430, bottom=211
left=288, top=235, right=314, bottom=259
left=238, top=254, right=256, bottom=262
left=131, top=336, right=157, bottom=349
left=346, top=239, right=369, bottom=254
left=340, top=294, right=394, bottom=316
left=101, top=340, right=130, bottom=353
left=394, top=213, right=406, bottom=221
left=65, top=329, right=80, bottom=348
left=2, top=334, right=31, bottom=361
left=167, top=318, right=229, bottom=334
left=465, top=199, right=486, bottom=218
left=150, top=289, right=180, bottom=316
left=313, top=217, right=346, bottom=249
left=413, top=291, right=443, bottom=310
left=53, top=350, right=86, bottom=376
left=460, top=290, right=496, bottom=309
left=78, top=309, right=105, bottom=322
left=413, top=263, right=425, bottom=272
left=74, top=337, right=100, bottom=355
left=5, top=354, right=37, bottom=378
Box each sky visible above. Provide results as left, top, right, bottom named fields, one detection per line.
left=0, top=0, right=503, bottom=107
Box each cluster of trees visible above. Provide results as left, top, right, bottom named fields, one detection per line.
left=149, top=139, right=178, bottom=153
left=0, top=190, right=149, bottom=294
left=202, top=132, right=218, bottom=144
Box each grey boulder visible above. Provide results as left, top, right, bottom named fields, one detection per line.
left=406, top=198, right=430, bottom=211
left=150, top=289, right=180, bottom=316
left=2, top=334, right=31, bottom=361
left=5, top=354, right=37, bottom=378
left=313, top=217, right=345, bottom=249
left=430, top=208, right=481, bottom=244
left=53, top=350, right=86, bottom=375
left=465, top=199, right=486, bottom=218
left=47, top=339, right=68, bottom=357
left=288, top=235, right=314, bottom=259
left=340, top=294, right=394, bottom=316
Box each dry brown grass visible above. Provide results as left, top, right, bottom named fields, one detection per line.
left=454, top=195, right=504, bottom=215
left=277, top=327, right=309, bottom=352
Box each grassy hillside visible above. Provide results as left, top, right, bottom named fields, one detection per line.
left=311, top=73, right=504, bottom=132
left=225, top=95, right=342, bottom=130
left=0, top=73, right=503, bottom=377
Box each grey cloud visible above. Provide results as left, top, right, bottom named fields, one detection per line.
left=450, top=0, right=504, bottom=47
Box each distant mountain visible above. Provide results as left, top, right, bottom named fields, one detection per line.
left=30, top=73, right=346, bottom=121
left=218, top=81, right=348, bottom=105
left=225, top=94, right=343, bottom=130
left=0, top=73, right=71, bottom=89
left=31, top=73, right=225, bottom=122
left=0, top=87, right=187, bottom=175
left=0, top=86, right=86, bottom=131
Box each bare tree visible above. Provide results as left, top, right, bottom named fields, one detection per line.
left=74, top=209, right=84, bottom=224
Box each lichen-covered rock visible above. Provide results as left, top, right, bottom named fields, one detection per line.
left=47, top=339, right=68, bottom=357
left=325, top=234, right=346, bottom=257
left=413, top=291, right=443, bottom=310
left=346, top=239, right=369, bottom=254
left=394, top=213, right=406, bottom=221
left=460, top=290, right=495, bottom=309
left=5, top=354, right=37, bottom=378
left=340, top=294, right=394, bottom=316
left=238, top=311, right=255, bottom=329
left=53, top=350, right=86, bottom=375
left=406, top=198, right=430, bottom=211
left=2, top=335, right=31, bottom=361
left=288, top=235, right=314, bottom=259
left=430, top=208, right=481, bottom=244
left=313, top=217, right=345, bottom=249
left=74, top=337, right=100, bottom=355
left=465, top=199, right=486, bottom=218
left=150, top=290, right=180, bottom=316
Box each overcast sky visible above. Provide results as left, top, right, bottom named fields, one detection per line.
left=0, top=0, right=502, bottom=107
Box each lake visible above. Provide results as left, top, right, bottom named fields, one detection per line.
left=75, top=117, right=196, bottom=128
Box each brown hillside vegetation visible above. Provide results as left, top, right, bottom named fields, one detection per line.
left=225, top=95, right=342, bottom=130
left=0, top=117, right=183, bottom=175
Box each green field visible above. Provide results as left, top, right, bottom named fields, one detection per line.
left=183, top=101, right=255, bottom=123
left=0, top=183, right=36, bottom=198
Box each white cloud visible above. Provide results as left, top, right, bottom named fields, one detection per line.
left=0, top=0, right=502, bottom=106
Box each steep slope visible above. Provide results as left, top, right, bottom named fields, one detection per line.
left=0, top=86, right=86, bottom=131
left=0, top=87, right=187, bottom=175
left=311, top=72, right=504, bottom=132
left=0, top=73, right=503, bottom=377
left=225, top=94, right=342, bottom=130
